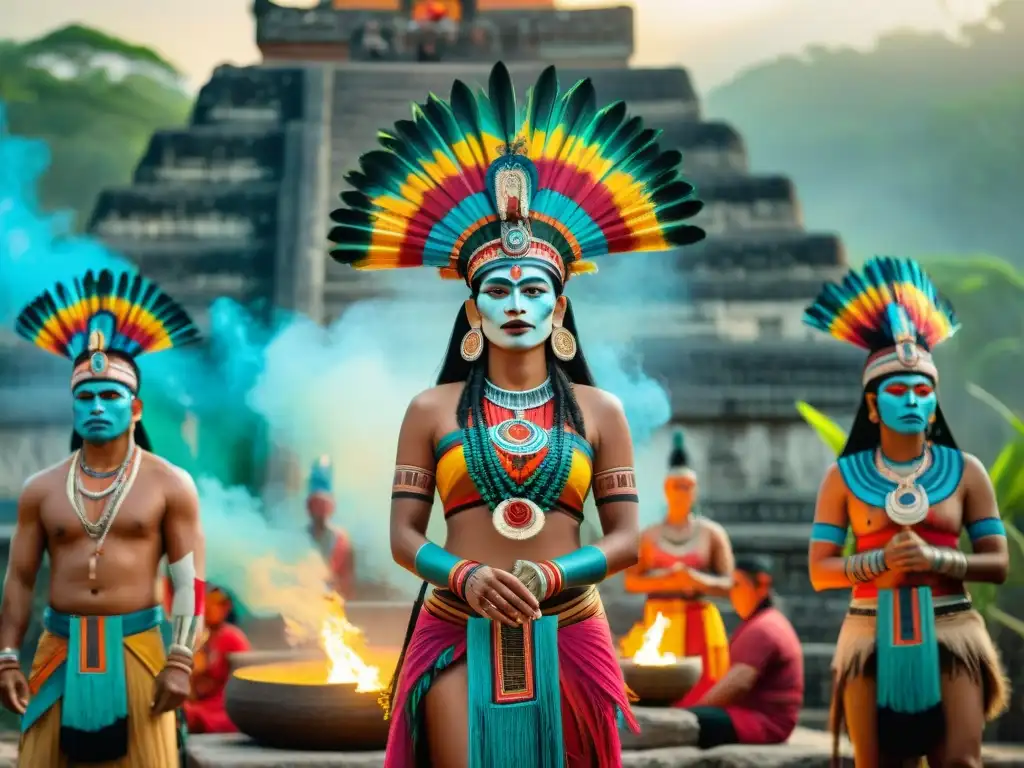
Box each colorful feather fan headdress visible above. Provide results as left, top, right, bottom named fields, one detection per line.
left=803, top=256, right=960, bottom=386
left=14, top=269, right=200, bottom=393
left=328, top=62, right=706, bottom=287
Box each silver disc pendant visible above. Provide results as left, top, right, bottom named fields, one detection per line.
left=492, top=497, right=546, bottom=540
left=884, top=482, right=929, bottom=526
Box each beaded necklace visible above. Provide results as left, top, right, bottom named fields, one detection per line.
left=462, top=378, right=576, bottom=540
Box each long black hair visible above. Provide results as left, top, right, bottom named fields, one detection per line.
left=435, top=291, right=594, bottom=437
left=839, top=372, right=958, bottom=457
left=69, top=351, right=153, bottom=453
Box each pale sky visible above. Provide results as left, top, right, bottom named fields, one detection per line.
left=1, top=0, right=1002, bottom=92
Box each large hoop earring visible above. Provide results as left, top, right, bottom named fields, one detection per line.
left=550, top=326, right=577, bottom=362
left=461, top=300, right=484, bottom=362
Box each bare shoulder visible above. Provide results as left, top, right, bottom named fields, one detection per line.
left=407, top=382, right=463, bottom=416
left=697, top=516, right=728, bottom=539
left=960, top=451, right=988, bottom=478
left=141, top=452, right=198, bottom=497
left=22, top=456, right=73, bottom=499
left=572, top=384, right=624, bottom=416
left=820, top=461, right=847, bottom=493
left=640, top=522, right=664, bottom=539
left=960, top=451, right=991, bottom=489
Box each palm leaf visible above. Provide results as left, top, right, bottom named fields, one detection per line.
left=795, top=401, right=847, bottom=455
left=986, top=605, right=1024, bottom=639
left=966, top=382, right=1024, bottom=438
left=1005, top=520, right=1024, bottom=555
left=796, top=401, right=855, bottom=554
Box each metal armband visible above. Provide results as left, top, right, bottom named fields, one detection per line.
left=392, top=465, right=436, bottom=504
left=592, top=467, right=638, bottom=507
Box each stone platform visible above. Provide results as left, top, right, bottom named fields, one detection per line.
left=187, top=708, right=857, bottom=768
left=185, top=705, right=1024, bottom=768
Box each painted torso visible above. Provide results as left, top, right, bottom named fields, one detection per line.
left=434, top=398, right=593, bottom=519
left=37, top=451, right=178, bottom=616
left=837, top=445, right=966, bottom=598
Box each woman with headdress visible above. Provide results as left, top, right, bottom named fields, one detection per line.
left=805, top=257, right=1009, bottom=766
left=328, top=62, right=705, bottom=767
left=620, top=429, right=734, bottom=706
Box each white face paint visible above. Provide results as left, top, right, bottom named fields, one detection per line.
left=475, top=264, right=558, bottom=351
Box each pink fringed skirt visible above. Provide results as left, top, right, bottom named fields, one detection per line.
left=383, top=586, right=638, bottom=768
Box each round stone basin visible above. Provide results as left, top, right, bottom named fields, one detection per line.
left=619, top=656, right=702, bottom=707
left=225, top=648, right=398, bottom=751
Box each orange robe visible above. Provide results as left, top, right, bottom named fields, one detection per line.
left=184, top=624, right=251, bottom=734
left=620, top=532, right=729, bottom=705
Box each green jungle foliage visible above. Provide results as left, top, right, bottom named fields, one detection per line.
left=707, top=0, right=1024, bottom=264
left=0, top=24, right=191, bottom=228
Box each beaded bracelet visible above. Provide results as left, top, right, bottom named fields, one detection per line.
left=844, top=549, right=888, bottom=583
left=448, top=559, right=483, bottom=601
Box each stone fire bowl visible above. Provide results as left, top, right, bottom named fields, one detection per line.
left=225, top=649, right=398, bottom=752
left=619, top=656, right=702, bottom=707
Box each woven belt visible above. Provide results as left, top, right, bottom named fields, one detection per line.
left=424, top=585, right=603, bottom=627
left=848, top=594, right=972, bottom=618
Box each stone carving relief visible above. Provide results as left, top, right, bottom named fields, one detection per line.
left=0, top=429, right=68, bottom=498
left=206, top=104, right=281, bottom=124
left=637, top=421, right=851, bottom=499
left=95, top=213, right=255, bottom=240
left=696, top=202, right=801, bottom=235
left=153, top=159, right=271, bottom=184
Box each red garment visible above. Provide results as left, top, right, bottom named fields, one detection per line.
left=184, top=624, right=251, bottom=734
left=724, top=608, right=803, bottom=744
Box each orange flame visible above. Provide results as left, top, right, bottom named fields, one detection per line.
left=631, top=611, right=677, bottom=666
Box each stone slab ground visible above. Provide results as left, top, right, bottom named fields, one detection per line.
left=186, top=705, right=1024, bottom=768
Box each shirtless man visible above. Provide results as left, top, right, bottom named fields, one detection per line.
left=803, top=257, right=1009, bottom=767
left=0, top=269, right=205, bottom=766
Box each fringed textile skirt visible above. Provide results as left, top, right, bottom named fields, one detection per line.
left=19, top=607, right=178, bottom=768
left=830, top=594, right=1009, bottom=751
left=620, top=595, right=729, bottom=706
left=384, top=586, right=638, bottom=768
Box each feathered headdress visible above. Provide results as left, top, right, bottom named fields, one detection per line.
left=14, top=269, right=200, bottom=393
left=668, top=428, right=689, bottom=472
left=803, top=256, right=960, bottom=386
left=308, top=455, right=333, bottom=497
left=328, top=62, right=705, bottom=287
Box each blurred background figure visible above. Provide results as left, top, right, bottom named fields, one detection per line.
left=184, top=586, right=251, bottom=735
left=620, top=430, right=735, bottom=706
left=306, top=456, right=355, bottom=600
left=359, top=20, right=390, bottom=60
left=685, top=556, right=804, bottom=748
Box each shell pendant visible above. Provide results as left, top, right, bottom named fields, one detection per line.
left=884, top=483, right=929, bottom=526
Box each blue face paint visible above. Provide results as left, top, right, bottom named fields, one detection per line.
left=475, top=264, right=558, bottom=351
left=72, top=380, right=135, bottom=444
left=874, top=374, right=937, bottom=435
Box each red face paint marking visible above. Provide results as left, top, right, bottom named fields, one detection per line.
left=884, top=384, right=909, bottom=396
left=914, top=384, right=934, bottom=397
left=510, top=265, right=522, bottom=280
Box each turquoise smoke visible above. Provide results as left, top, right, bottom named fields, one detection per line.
left=0, top=103, right=674, bottom=603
